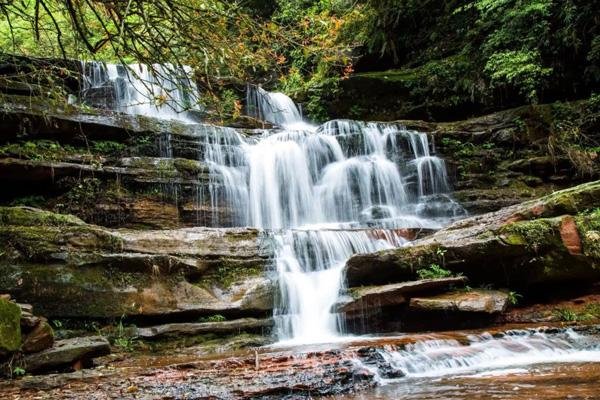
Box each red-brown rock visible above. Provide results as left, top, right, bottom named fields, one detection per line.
left=560, top=215, right=582, bottom=255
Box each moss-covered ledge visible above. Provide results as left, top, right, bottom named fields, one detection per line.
left=345, top=181, right=600, bottom=289
left=0, top=207, right=274, bottom=319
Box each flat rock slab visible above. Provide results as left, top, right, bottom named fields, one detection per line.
left=409, top=289, right=509, bottom=314
left=338, top=277, right=467, bottom=314
left=23, top=336, right=111, bottom=373
left=135, top=318, right=273, bottom=339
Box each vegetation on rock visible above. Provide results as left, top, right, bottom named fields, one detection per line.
left=0, top=299, right=21, bottom=354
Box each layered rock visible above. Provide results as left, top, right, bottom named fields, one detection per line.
left=135, top=318, right=273, bottom=340
left=0, top=206, right=274, bottom=319
left=336, top=277, right=467, bottom=315
left=23, top=336, right=111, bottom=373
left=409, top=290, right=510, bottom=314
left=0, top=93, right=265, bottom=228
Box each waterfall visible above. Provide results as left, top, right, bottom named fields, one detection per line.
left=80, top=61, right=201, bottom=122
left=193, top=88, right=466, bottom=343
left=366, top=328, right=600, bottom=379
left=79, top=71, right=465, bottom=343
left=246, top=85, right=313, bottom=131
left=274, top=229, right=407, bottom=343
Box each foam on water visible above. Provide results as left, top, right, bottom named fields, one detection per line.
left=374, top=329, right=600, bottom=380
left=81, top=61, right=201, bottom=122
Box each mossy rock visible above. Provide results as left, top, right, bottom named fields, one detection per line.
left=0, top=298, right=21, bottom=354
left=0, top=206, right=84, bottom=227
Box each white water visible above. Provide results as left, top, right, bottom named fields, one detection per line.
left=81, top=61, right=201, bottom=122
left=369, top=328, right=600, bottom=380
left=193, top=89, right=466, bottom=343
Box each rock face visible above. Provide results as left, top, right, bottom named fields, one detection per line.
left=135, top=318, right=274, bottom=339
left=0, top=298, right=21, bottom=354
left=337, top=277, right=467, bottom=315
left=0, top=206, right=274, bottom=319
left=0, top=93, right=266, bottom=229
left=409, top=290, right=509, bottom=314
left=23, top=336, right=111, bottom=373
left=346, top=181, right=600, bottom=289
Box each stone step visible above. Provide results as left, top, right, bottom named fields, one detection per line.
left=336, top=277, right=467, bottom=315
left=134, top=318, right=274, bottom=340
left=23, top=336, right=111, bottom=373
left=409, top=289, right=510, bottom=314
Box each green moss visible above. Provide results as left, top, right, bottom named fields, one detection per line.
left=575, top=209, right=600, bottom=261
left=0, top=140, right=76, bottom=162
left=173, top=158, right=205, bottom=175
left=198, top=259, right=263, bottom=289
left=500, top=218, right=558, bottom=251
left=0, top=298, right=21, bottom=353
left=0, top=206, right=84, bottom=227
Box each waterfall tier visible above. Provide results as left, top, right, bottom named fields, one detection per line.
left=80, top=61, right=201, bottom=122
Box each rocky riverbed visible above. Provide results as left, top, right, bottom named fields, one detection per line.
left=2, top=323, right=600, bottom=399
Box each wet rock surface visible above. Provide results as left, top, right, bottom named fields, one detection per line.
left=409, top=289, right=510, bottom=314
left=337, top=277, right=467, bottom=314
left=1, top=324, right=599, bottom=399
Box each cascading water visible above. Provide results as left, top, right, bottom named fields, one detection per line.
left=78, top=65, right=465, bottom=343
left=80, top=61, right=201, bottom=122
left=191, top=88, right=466, bottom=343
left=363, top=328, right=600, bottom=380
left=246, top=84, right=312, bottom=131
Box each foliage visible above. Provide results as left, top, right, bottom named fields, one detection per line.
left=199, top=314, right=227, bottom=323
left=354, top=0, right=599, bottom=114
left=417, top=264, right=453, bottom=280
left=553, top=307, right=580, bottom=322
left=0, top=140, right=75, bottom=161
left=0, top=1, right=599, bottom=122
left=507, top=291, right=523, bottom=306
left=484, top=50, right=552, bottom=102
left=111, top=317, right=137, bottom=352
left=553, top=303, right=600, bottom=322
left=91, top=141, right=126, bottom=156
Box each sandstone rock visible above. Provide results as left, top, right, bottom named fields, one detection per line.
left=22, top=319, right=54, bottom=353
left=337, top=277, right=467, bottom=314
left=345, top=181, right=600, bottom=288
left=0, top=207, right=273, bottom=319
left=409, top=290, right=509, bottom=314
left=560, top=215, right=583, bottom=255
left=0, top=298, right=21, bottom=354
left=135, top=318, right=273, bottom=339
left=23, top=336, right=111, bottom=373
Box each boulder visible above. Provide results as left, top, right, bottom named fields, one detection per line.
left=409, top=290, right=509, bottom=314
left=337, top=277, right=467, bottom=314
left=135, top=318, right=273, bottom=340
left=345, top=181, right=600, bottom=288
left=23, top=336, right=111, bottom=373
left=0, top=298, right=21, bottom=354
left=22, top=319, right=54, bottom=353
